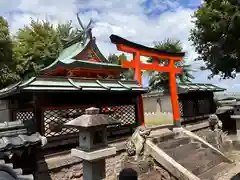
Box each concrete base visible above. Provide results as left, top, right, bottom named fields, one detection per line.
left=71, top=146, right=116, bottom=161
left=174, top=120, right=181, bottom=127
left=83, top=159, right=106, bottom=180
left=172, top=127, right=184, bottom=137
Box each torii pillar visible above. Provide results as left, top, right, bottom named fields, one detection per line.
left=110, top=35, right=185, bottom=127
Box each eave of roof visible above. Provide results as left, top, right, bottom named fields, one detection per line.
left=40, top=59, right=126, bottom=74
left=41, top=38, right=91, bottom=72
left=0, top=120, right=41, bottom=151
left=0, top=132, right=41, bottom=151
left=178, top=83, right=226, bottom=94
left=110, top=34, right=185, bottom=57
left=0, top=157, right=34, bottom=180
left=144, top=83, right=226, bottom=96
left=0, top=76, right=148, bottom=98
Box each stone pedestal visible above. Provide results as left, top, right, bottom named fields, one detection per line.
left=82, top=160, right=105, bottom=179
left=71, top=147, right=116, bottom=179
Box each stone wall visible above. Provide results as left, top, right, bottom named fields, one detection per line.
left=37, top=151, right=177, bottom=180
left=37, top=152, right=127, bottom=180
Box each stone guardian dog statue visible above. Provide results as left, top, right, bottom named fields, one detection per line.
left=125, top=126, right=151, bottom=161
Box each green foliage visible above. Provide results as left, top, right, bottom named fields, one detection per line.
left=107, top=53, right=134, bottom=80
left=147, top=39, right=183, bottom=65
left=190, top=0, right=240, bottom=79
left=0, top=16, right=12, bottom=66
left=146, top=39, right=195, bottom=91
left=13, top=19, right=77, bottom=79
left=13, top=19, right=63, bottom=78
left=0, top=17, right=79, bottom=88
left=56, top=21, right=77, bottom=42
left=108, top=53, right=120, bottom=65
left=0, top=65, right=20, bottom=89
left=0, top=16, right=20, bottom=88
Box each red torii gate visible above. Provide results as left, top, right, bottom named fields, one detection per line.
left=110, top=35, right=185, bottom=127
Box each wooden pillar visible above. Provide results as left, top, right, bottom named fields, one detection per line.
left=33, top=94, right=44, bottom=135
left=169, top=60, right=181, bottom=127
left=132, top=52, right=144, bottom=126
left=134, top=52, right=142, bottom=85
left=136, top=96, right=144, bottom=126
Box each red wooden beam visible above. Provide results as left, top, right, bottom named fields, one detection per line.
left=117, top=44, right=183, bottom=61
left=121, top=59, right=183, bottom=73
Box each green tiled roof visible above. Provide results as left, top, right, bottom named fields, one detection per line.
left=178, top=83, right=226, bottom=94
left=41, top=37, right=119, bottom=74
left=144, top=83, right=226, bottom=96
left=41, top=59, right=125, bottom=74
left=0, top=77, right=147, bottom=98
left=41, top=38, right=91, bottom=72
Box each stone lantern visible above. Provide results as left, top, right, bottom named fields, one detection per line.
left=64, top=107, right=118, bottom=180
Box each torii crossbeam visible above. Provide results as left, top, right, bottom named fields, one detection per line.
left=110, top=35, right=185, bottom=127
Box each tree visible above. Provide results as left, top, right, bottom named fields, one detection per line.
left=108, top=53, right=120, bottom=65
left=107, top=53, right=134, bottom=80
left=190, top=0, right=240, bottom=79
left=56, top=21, right=78, bottom=45
left=0, top=16, right=20, bottom=88
left=146, top=39, right=195, bottom=90
left=13, top=19, right=77, bottom=79
left=13, top=19, right=62, bottom=79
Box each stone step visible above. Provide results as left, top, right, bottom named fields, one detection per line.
left=178, top=148, right=208, bottom=165
left=5, top=163, right=13, bottom=168
left=178, top=149, right=223, bottom=176
left=198, top=162, right=234, bottom=180
left=156, top=137, right=191, bottom=150
left=164, top=142, right=201, bottom=161
left=151, top=132, right=175, bottom=143
left=0, top=160, right=5, bottom=164
left=18, top=174, right=34, bottom=180
left=14, top=168, right=23, bottom=175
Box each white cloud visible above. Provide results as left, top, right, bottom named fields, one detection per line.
left=0, top=0, right=239, bottom=92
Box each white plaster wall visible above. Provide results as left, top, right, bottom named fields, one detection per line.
left=143, top=96, right=158, bottom=113
left=159, top=95, right=172, bottom=113
left=143, top=95, right=172, bottom=113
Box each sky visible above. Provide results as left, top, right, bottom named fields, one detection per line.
left=0, top=0, right=239, bottom=92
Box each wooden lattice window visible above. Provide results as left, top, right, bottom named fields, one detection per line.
left=13, top=109, right=34, bottom=122
left=43, top=105, right=136, bottom=138
left=101, top=105, right=136, bottom=125
left=43, top=107, right=87, bottom=137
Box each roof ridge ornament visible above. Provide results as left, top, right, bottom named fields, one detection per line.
left=63, top=13, right=94, bottom=47
left=76, top=12, right=93, bottom=44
